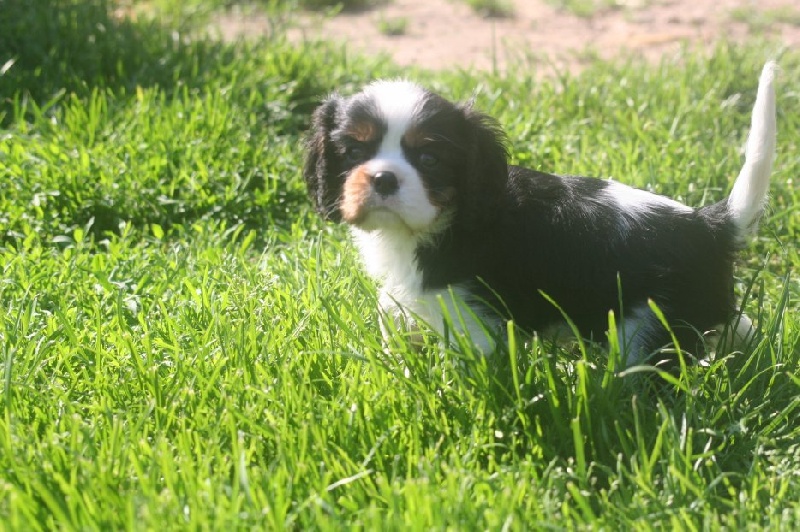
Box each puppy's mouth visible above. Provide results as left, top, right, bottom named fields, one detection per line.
left=357, top=207, right=411, bottom=230
left=341, top=166, right=407, bottom=230
left=340, top=164, right=446, bottom=234
left=343, top=203, right=409, bottom=231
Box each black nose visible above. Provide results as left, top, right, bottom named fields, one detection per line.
left=372, top=171, right=399, bottom=197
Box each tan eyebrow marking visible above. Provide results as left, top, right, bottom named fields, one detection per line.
left=403, top=125, right=429, bottom=148
left=426, top=186, right=457, bottom=209
left=345, top=121, right=379, bottom=142
left=404, top=123, right=456, bottom=149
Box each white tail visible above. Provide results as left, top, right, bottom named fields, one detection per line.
left=727, top=61, right=778, bottom=242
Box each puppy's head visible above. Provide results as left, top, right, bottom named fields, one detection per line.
left=303, top=80, right=508, bottom=234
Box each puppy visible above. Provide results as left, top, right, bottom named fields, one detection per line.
left=304, top=62, right=777, bottom=365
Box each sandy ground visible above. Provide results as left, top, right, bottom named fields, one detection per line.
left=216, top=0, right=799, bottom=74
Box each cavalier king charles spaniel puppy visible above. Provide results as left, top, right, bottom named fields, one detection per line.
left=304, top=62, right=777, bottom=366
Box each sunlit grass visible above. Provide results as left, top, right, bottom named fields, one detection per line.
left=461, top=0, right=515, bottom=18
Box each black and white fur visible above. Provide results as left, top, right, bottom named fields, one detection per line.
left=304, top=62, right=777, bottom=365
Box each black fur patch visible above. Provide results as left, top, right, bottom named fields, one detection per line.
left=416, top=168, right=738, bottom=352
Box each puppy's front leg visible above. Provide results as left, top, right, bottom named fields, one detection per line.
left=378, top=289, right=499, bottom=356
left=427, top=289, right=500, bottom=357
left=377, top=291, right=424, bottom=351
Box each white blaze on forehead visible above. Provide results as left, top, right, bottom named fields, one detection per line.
left=364, top=80, right=426, bottom=126
left=364, top=80, right=426, bottom=153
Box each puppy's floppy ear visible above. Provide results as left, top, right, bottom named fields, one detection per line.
left=459, top=103, right=509, bottom=223
left=304, top=95, right=343, bottom=222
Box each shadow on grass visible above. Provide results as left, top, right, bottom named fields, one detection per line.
left=0, top=0, right=326, bottom=123
left=0, top=0, right=367, bottom=243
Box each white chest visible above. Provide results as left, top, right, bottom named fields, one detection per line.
left=351, top=227, right=498, bottom=354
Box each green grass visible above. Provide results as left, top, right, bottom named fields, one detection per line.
left=2, top=0, right=800, bottom=529
left=377, top=16, right=409, bottom=36
left=730, top=5, right=800, bottom=33
left=461, top=0, right=515, bottom=18
left=299, top=0, right=385, bottom=11
left=546, top=0, right=622, bottom=19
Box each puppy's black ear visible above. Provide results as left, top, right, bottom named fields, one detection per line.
left=304, top=95, right=343, bottom=222
left=460, top=104, right=509, bottom=224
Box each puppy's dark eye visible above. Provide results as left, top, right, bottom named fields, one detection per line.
left=345, top=144, right=367, bottom=162
left=418, top=152, right=439, bottom=168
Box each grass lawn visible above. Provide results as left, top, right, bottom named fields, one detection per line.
left=1, top=0, right=799, bottom=529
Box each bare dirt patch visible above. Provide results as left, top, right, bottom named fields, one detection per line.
left=217, top=0, right=799, bottom=74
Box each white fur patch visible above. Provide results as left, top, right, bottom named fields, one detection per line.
left=602, top=180, right=692, bottom=218
left=727, top=61, right=777, bottom=240
left=417, top=286, right=499, bottom=355
left=705, top=314, right=754, bottom=356
left=353, top=226, right=498, bottom=355
left=617, top=304, right=661, bottom=367
left=353, top=226, right=419, bottom=293
left=364, top=80, right=426, bottom=131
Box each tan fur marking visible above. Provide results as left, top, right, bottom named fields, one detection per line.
left=346, top=121, right=378, bottom=143
left=403, top=125, right=427, bottom=148
left=341, top=166, right=372, bottom=224
left=426, top=186, right=456, bottom=208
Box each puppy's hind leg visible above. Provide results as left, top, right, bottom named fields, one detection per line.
left=616, top=304, right=664, bottom=368
left=705, top=313, right=755, bottom=357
